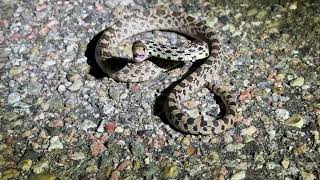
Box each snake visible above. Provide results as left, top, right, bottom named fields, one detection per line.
left=95, top=8, right=237, bottom=135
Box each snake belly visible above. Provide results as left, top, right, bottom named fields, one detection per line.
left=95, top=9, right=237, bottom=135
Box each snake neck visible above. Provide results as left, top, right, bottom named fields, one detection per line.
left=140, top=40, right=209, bottom=61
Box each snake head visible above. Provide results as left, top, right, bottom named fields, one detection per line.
left=132, top=41, right=149, bottom=63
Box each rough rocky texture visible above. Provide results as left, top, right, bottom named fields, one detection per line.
left=0, top=0, right=319, bottom=179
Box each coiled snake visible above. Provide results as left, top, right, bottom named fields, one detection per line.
left=95, top=8, right=237, bottom=135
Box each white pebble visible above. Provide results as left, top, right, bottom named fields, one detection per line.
left=267, top=129, right=276, bottom=139
left=289, top=2, right=297, bottom=10
left=241, top=126, right=257, bottom=136
left=115, top=126, right=124, bottom=133
left=57, top=85, right=66, bottom=93
left=276, top=109, right=290, bottom=120
left=103, top=103, right=115, bottom=115
left=230, top=171, right=246, bottom=180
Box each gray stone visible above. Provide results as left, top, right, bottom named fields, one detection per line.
left=276, top=109, right=290, bottom=120
left=68, top=80, right=83, bottom=91
left=8, top=92, right=21, bottom=104
left=48, top=136, right=63, bottom=151
left=57, top=85, right=66, bottom=93
left=81, top=120, right=97, bottom=131
left=130, top=141, right=145, bottom=158
left=27, top=82, right=42, bottom=95
left=102, top=103, right=115, bottom=115
left=140, top=163, right=159, bottom=177
left=108, top=88, right=122, bottom=101
left=48, top=96, right=64, bottom=110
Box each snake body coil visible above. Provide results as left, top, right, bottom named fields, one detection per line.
left=95, top=9, right=237, bottom=135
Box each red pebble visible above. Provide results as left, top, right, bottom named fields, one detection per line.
left=104, top=122, right=117, bottom=133
left=90, top=140, right=106, bottom=156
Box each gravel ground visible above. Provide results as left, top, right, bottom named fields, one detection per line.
left=0, top=0, right=319, bottom=179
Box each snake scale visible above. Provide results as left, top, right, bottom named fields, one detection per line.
left=95, top=8, right=237, bottom=135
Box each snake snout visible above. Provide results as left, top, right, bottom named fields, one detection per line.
left=133, top=53, right=147, bottom=63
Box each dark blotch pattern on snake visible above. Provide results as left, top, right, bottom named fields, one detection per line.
left=95, top=8, right=238, bottom=135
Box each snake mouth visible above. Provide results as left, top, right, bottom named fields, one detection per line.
left=133, top=53, right=147, bottom=63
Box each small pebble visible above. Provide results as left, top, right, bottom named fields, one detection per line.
left=225, top=143, right=245, bottom=152
left=22, top=130, right=33, bottom=138
left=102, top=103, right=115, bottom=115
left=70, top=152, right=86, bottom=160
left=4, top=112, right=19, bottom=121
left=90, top=140, right=107, bottom=156
left=186, top=147, right=196, bottom=156
left=140, top=163, right=159, bottom=177
left=267, top=129, right=276, bottom=139
left=276, top=109, right=290, bottom=120
left=289, top=2, right=298, bottom=10
left=104, top=122, right=117, bottom=133
left=18, top=159, right=33, bottom=171
left=0, top=155, right=5, bottom=166
left=301, top=171, right=317, bottom=180
left=28, top=81, right=43, bottom=95
left=181, top=136, right=191, bottom=146
left=114, top=126, right=124, bottom=133
left=230, top=171, right=246, bottom=180
left=67, top=73, right=81, bottom=82
left=29, top=173, right=56, bottom=180
left=255, top=10, right=268, bottom=19
left=8, top=92, right=21, bottom=104
left=57, top=85, right=66, bottom=93
left=68, top=80, right=83, bottom=91
left=48, top=136, right=63, bottom=151
left=293, top=144, right=308, bottom=155
left=130, top=141, right=145, bottom=158
left=32, top=160, right=49, bottom=174
left=286, top=114, right=304, bottom=128
left=161, top=163, right=178, bottom=179
left=9, top=66, right=23, bottom=76
left=81, top=120, right=97, bottom=131
left=247, top=8, right=258, bottom=16
left=266, top=162, right=280, bottom=169
left=241, top=126, right=257, bottom=136
left=133, top=160, right=141, bottom=171
left=205, top=151, right=220, bottom=163
left=223, top=134, right=233, bottom=144
left=291, top=77, right=304, bottom=87
left=1, top=169, right=20, bottom=179
left=281, top=157, right=290, bottom=169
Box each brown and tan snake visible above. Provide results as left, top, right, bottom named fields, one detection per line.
left=95, top=8, right=237, bottom=135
